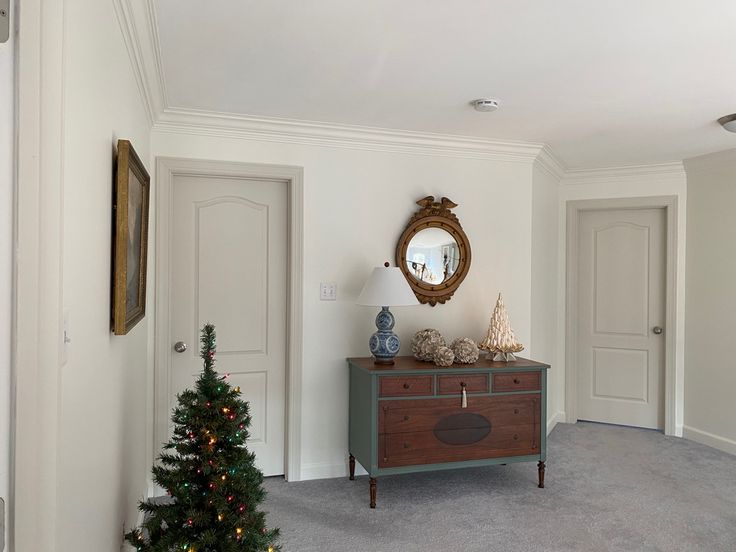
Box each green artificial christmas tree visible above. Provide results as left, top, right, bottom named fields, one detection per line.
left=126, top=324, right=280, bottom=552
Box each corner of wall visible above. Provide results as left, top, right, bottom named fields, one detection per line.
left=530, top=147, right=563, bottom=424
left=682, top=147, right=736, bottom=452
left=547, top=411, right=566, bottom=435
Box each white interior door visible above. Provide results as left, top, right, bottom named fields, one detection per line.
left=577, top=208, right=666, bottom=429
left=169, top=174, right=287, bottom=476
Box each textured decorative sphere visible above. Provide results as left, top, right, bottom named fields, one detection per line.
left=433, top=346, right=455, bottom=367
left=451, top=337, right=480, bottom=364
left=411, top=329, right=446, bottom=361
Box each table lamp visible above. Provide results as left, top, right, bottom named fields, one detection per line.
left=357, top=262, right=420, bottom=364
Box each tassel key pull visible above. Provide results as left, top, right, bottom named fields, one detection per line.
left=461, top=383, right=467, bottom=408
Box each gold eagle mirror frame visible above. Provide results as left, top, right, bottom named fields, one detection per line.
left=396, top=196, right=471, bottom=306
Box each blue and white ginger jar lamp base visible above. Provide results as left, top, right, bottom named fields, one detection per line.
left=369, top=306, right=400, bottom=365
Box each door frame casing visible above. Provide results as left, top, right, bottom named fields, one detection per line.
left=565, top=196, right=680, bottom=435
left=155, top=158, right=304, bottom=481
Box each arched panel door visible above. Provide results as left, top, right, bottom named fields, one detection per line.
left=170, top=175, right=287, bottom=476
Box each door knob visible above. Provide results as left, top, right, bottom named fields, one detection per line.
left=652, top=326, right=663, bottom=335
left=174, top=341, right=188, bottom=353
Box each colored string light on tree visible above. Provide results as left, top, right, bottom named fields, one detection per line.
left=124, top=324, right=280, bottom=551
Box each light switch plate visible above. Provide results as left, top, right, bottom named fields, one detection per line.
left=0, top=0, right=9, bottom=44
left=320, top=282, right=337, bottom=301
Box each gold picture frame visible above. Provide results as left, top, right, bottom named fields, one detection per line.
left=112, top=139, right=150, bottom=335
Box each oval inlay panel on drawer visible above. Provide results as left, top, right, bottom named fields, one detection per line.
left=379, top=375, right=433, bottom=397
left=437, top=374, right=488, bottom=395
left=433, top=413, right=491, bottom=445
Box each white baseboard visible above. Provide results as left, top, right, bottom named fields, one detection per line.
left=682, top=425, right=736, bottom=456
left=299, top=461, right=368, bottom=481
left=547, top=411, right=565, bottom=435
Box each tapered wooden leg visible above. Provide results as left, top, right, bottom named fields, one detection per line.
left=369, top=477, right=377, bottom=508
left=537, top=461, right=546, bottom=489
left=349, top=454, right=356, bottom=481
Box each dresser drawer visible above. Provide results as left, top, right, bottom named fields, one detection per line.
left=379, top=375, right=433, bottom=397
left=493, top=371, right=541, bottom=392
left=437, top=374, right=488, bottom=395
left=379, top=424, right=539, bottom=468
left=379, top=394, right=539, bottom=435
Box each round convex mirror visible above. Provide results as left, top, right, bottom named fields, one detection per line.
left=396, top=196, right=471, bottom=306
left=405, top=227, right=460, bottom=285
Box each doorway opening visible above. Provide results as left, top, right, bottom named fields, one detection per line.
left=565, top=196, right=681, bottom=436
left=154, top=158, right=304, bottom=482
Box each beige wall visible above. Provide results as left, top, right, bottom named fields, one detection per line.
left=683, top=149, right=736, bottom=453
left=59, top=0, right=153, bottom=546
left=15, top=0, right=153, bottom=549
left=531, top=162, right=561, bottom=428
left=152, top=130, right=539, bottom=479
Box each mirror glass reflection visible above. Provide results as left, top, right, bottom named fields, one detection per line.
left=405, top=228, right=460, bottom=284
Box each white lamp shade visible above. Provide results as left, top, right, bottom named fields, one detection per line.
left=357, top=266, right=419, bottom=307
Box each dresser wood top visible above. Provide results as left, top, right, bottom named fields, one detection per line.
left=348, top=356, right=549, bottom=373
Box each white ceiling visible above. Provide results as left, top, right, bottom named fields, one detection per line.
left=154, top=0, right=736, bottom=168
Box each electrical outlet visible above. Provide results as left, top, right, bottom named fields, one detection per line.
left=320, top=282, right=337, bottom=301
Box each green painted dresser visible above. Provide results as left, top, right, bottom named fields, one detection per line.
left=347, top=356, right=549, bottom=507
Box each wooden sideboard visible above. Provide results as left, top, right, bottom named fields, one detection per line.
left=347, top=356, right=549, bottom=508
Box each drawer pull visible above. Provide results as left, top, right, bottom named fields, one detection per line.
left=492, top=372, right=540, bottom=392
left=403, top=415, right=410, bottom=421
left=380, top=375, right=433, bottom=397
left=513, top=434, right=519, bottom=440
left=514, top=408, right=519, bottom=414
left=461, top=383, right=467, bottom=409
left=403, top=442, right=410, bottom=449
left=438, top=374, right=489, bottom=395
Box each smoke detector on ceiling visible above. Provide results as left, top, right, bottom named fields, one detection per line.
left=718, top=114, right=736, bottom=133
left=472, top=99, right=500, bottom=112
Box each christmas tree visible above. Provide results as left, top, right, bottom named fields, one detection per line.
left=126, top=324, right=280, bottom=552
left=479, top=293, right=525, bottom=361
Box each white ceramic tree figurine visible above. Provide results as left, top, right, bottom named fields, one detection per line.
left=479, top=293, right=525, bottom=361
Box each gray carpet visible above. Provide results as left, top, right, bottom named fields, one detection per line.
left=262, top=422, right=736, bottom=552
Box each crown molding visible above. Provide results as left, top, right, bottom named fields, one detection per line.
left=142, top=0, right=169, bottom=109
left=534, top=145, right=566, bottom=181
left=115, top=0, right=561, bottom=164
left=561, top=161, right=686, bottom=186
left=683, top=148, right=736, bottom=174
left=112, top=0, right=167, bottom=126
left=154, top=107, right=548, bottom=162
left=113, top=0, right=558, bottom=164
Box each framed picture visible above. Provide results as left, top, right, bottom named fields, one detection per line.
left=112, top=139, right=150, bottom=335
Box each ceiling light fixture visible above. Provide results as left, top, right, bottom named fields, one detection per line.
left=718, top=113, right=736, bottom=133
left=472, top=99, right=500, bottom=112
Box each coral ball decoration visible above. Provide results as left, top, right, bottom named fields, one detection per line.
left=411, top=329, right=446, bottom=361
